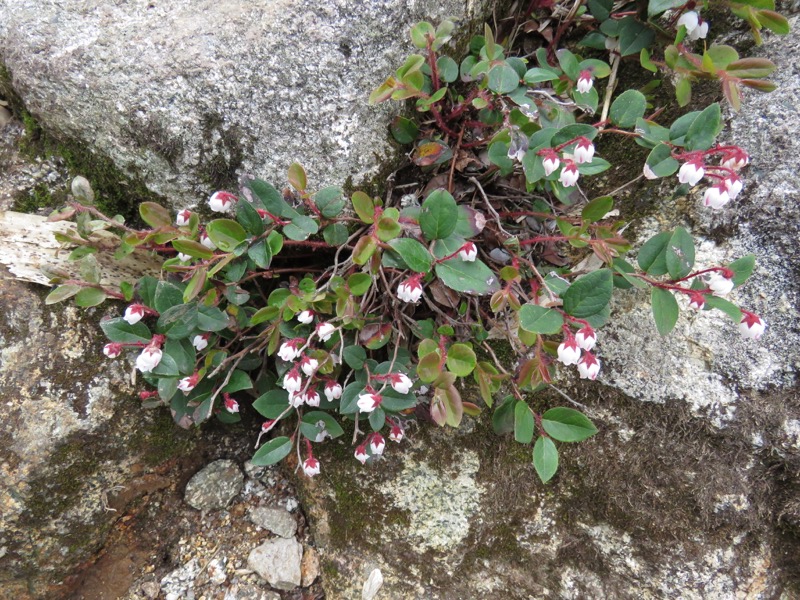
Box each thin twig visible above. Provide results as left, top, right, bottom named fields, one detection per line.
left=549, top=384, right=589, bottom=410
left=600, top=52, right=621, bottom=126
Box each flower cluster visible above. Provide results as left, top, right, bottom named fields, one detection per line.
left=675, top=146, right=749, bottom=210
left=557, top=325, right=600, bottom=380
left=536, top=136, right=596, bottom=188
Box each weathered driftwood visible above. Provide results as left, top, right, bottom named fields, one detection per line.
left=0, top=210, right=162, bottom=287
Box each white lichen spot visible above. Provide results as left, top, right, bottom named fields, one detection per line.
left=380, top=450, right=482, bottom=553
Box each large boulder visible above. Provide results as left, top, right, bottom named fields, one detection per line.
left=296, top=19, right=800, bottom=600
left=0, top=0, right=491, bottom=209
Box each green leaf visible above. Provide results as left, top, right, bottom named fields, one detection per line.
left=665, top=227, right=695, bottom=279
left=519, top=305, right=564, bottom=334
left=645, top=143, right=679, bottom=177
left=557, top=49, right=580, bottom=80
left=376, top=209, right=402, bottom=242
left=139, top=202, right=172, bottom=228
left=435, top=259, right=499, bottom=295
left=100, top=317, right=152, bottom=343
left=206, top=219, right=247, bottom=252
left=248, top=239, right=272, bottom=269
left=314, top=187, right=346, bottom=219
left=492, top=396, right=516, bottom=434
left=533, top=436, right=559, bottom=483
left=352, top=235, right=378, bottom=265
left=301, top=411, right=345, bottom=440
left=154, top=281, right=185, bottom=314
left=758, top=9, right=790, bottom=34
left=45, top=284, right=81, bottom=304
left=287, top=162, right=307, bottom=191
left=157, top=303, right=198, bottom=339
left=582, top=196, right=614, bottom=223
left=618, top=16, right=655, bottom=56
left=410, top=21, right=435, bottom=48
left=703, top=295, right=743, bottom=323
left=488, top=63, right=519, bottom=94
left=251, top=436, right=293, bottom=466
left=390, top=116, right=419, bottom=145
left=562, top=269, right=613, bottom=318
left=246, top=178, right=293, bottom=217
left=446, top=343, right=477, bottom=376
left=343, top=345, right=367, bottom=370
left=577, top=157, right=611, bottom=176
left=551, top=124, right=598, bottom=147
left=253, top=389, right=291, bottom=419
left=221, top=370, right=253, bottom=393
left=347, top=273, right=373, bottom=296
left=417, top=351, right=441, bottom=383
left=609, top=90, right=647, bottom=127
left=352, top=191, right=375, bottom=224
left=514, top=401, right=535, bottom=444
left=323, top=223, right=349, bottom=246
left=541, top=407, right=598, bottom=442
left=651, top=287, right=680, bottom=336
left=437, top=55, right=459, bottom=83
left=172, top=239, right=214, bottom=260
left=587, top=0, right=612, bottom=20
left=284, top=214, right=319, bottom=242
left=523, top=68, right=560, bottom=84
left=197, top=306, right=230, bottom=332
left=419, top=189, right=458, bottom=241
left=235, top=200, right=266, bottom=236
left=388, top=238, right=433, bottom=273
left=637, top=231, right=672, bottom=275
left=647, top=0, right=685, bottom=16
left=685, top=103, right=722, bottom=151
left=728, top=254, right=756, bottom=285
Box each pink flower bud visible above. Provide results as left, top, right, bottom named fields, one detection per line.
left=390, top=373, right=413, bottom=394
left=209, top=191, right=237, bottom=212
left=559, top=161, right=580, bottom=187
left=354, top=444, right=369, bottom=464
left=178, top=372, right=200, bottom=392
left=577, top=352, right=601, bottom=380
left=278, top=338, right=304, bottom=362
left=261, top=420, right=276, bottom=433
left=724, top=174, right=743, bottom=200
left=199, top=231, right=217, bottom=250
left=739, top=313, right=766, bottom=340
left=224, top=396, right=240, bottom=413
left=303, top=457, right=321, bottom=477
left=103, top=343, right=122, bottom=358
left=721, top=148, right=749, bottom=171
left=643, top=164, right=658, bottom=180
left=575, top=326, right=597, bottom=351
left=573, top=137, right=595, bottom=164
left=557, top=336, right=582, bottom=366
left=304, top=389, right=321, bottom=407
left=177, top=252, right=192, bottom=262
left=459, top=242, right=478, bottom=262
left=576, top=70, right=593, bottom=94
left=397, top=277, right=423, bottom=303
left=688, top=292, right=705, bottom=311
left=541, top=148, right=561, bottom=176
left=704, top=272, right=734, bottom=297
left=192, top=332, right=211, bottom=351
left=136, top=346, right=162, bottom=373
left=282, top=367, right=303, bottom=393
left=176, top=209, right=192, bottom=226
left=297, top=309, right=314, bottom=324
left=370, top=434, right=386, bottom=456
left=357, top=393, right=382, bottom=413
left=678, top=159, right=705, bottom=186
left=389, top=423, right=404, bottom=443
left=316, top=322, right=336, bottom=342
left=703, top=184, right=730, bottom=210
left=300, top=355, right=319, bottom=377
left=123, top=304, right=145, bottom=325
left=324, top=380, right=343, bottom=401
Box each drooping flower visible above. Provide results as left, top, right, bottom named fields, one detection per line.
left=397, top=277, right=423, bottom=303
left=175, top=209, right=192, bottom=226
left=573, top=137, right=595, bottom=164
left=575, top=326, right=597, bottom=351
left=643, top=164, right=658, bottom=180
left=199, top=231, right=217, bottom=250
left=354, top=444, right=369, bottom=464
left=192, top=333, right=211, bottom=351
left=541, top=148, right=561, bottom=177
left=389, top=423, right=404, bottom=443
left=559, top=161, right=580, bottom=187
left=688, top=292, right=706, bottom=311
left=724, top=174, right=743, bottom=200
left=459, top=242, right=478, bottom=262
left=721, top=148, right=749, bottom=171
left=282, top=367, right=303, bottom=393
left=278, top=338, right=304, bottom=362
left=103, top=343, right=123, bottom=358
left=703, top=184, right=730, bottom=210
left=357, top=392, right=382, bottom=413
left=557, top=336, right=582, bottom=366
left=370, top=434, right=386, bottom=456
left=136, top=346, right=162, bottom=373
left=289, top=391, right=306, bottom=408
left=677, top=10, right=700, bottom=35
left=577, top=352, right=601, bottom=380
left=316, top=322, right=336, bottom=342
left=576, top=70, right=593, bottom=94
left=304, top=389, right=321, bottom=407
left=687, top=19, right=709, bottom=41
left=177, top=252, right=192, bottom=262
left=705, top=271, right=734, bottom=297
left=390, top=373, right=413, bottom=395
left=678, top=159, right=705, bottom=186
left=178, top=372, right=200, bottom=392
left=324, top=380, right=343, bottom=402
left=300, top=355, right=319, bottom=377
left=297, top=309, right=314, bottom=324
left=208, top=191, right=237, bottom=212
left=303, top=457, right=321, bottom=477
left=739, top=313, right=766, bottom=340
left=123, top=304, right=145, bottom=325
